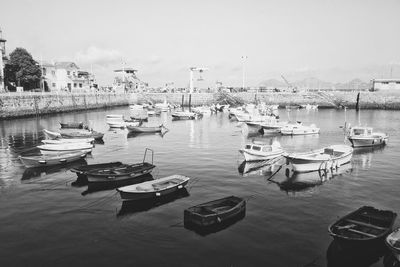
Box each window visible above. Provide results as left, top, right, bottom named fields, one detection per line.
left=245, top=145, right=251, bottom=149
left=42, top=68, right=46, bottom=76
left=79, top=83, right=82, bottom=88
left=67, top=71, right=70, bottom=75
left=252, top=146, right=261, bottom=151
left=74, top=83, right=77, bottom=88
left=262, top=146, right=272, bottom=152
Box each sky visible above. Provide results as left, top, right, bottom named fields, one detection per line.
left=1, top=0, right=400, bottom=87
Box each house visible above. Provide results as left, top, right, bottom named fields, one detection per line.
left=40, top=61, right=57, bottom=91
left=371, top=79, right=400, bottom=91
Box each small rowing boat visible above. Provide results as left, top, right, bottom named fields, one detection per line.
left=184, top=196, right=246, bottom=227
left=71, top=162, right=124, bottom=179
left=117, top=175, right=190, bottom=201
left=61, top=130, right=104, bottom=140
left=329, top=206, right=397, bottom=248
left=280, top=121, right=320, bottom=135
left=41, top=138, right=94, bottom=144
left=171, top=111, right=198, bottom=120
left=19, top=151, right=87, bottom=168
left=386, top=228, right=400, bottom=262
left=37, top=143, right=93, bottom=155
left=284, top=144, right=353, bottom=172
left=126, top=124, right=165, bottom=133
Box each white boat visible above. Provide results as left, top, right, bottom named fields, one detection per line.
left=43, top=129, right=62, bottom=139
left=239, top=141, right=284, bottom=162
left=192, top=106, right=211, bottom=115
left=245, top=122, right=262, bottom=133
left=386, top=228, right=400, bottom=262
left=347, top=126, right=388, bottom=147
left=284, top=144, right=353, bottom=173
left=106, top=114, right=126, bottom=128
left=117, top=175, right=190, bottom=201
left=19, top=151, right=87, bottom=168
left=42, top=138, right=94, bottom=144
left=172, top=111, right=198, bottom=120
left=280, top=122, right=320, bottom=135
left=155, top=100, right=169, bottom=112
left=259, top=116, right=286, bottom=134
left=37, top=143, right=93, bottom=155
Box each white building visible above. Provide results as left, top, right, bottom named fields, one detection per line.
left=112, top=67, right=147, bottom=93
left=371, top=79, right=400, bottom=91
left=41, top=61, right=96, bottom=92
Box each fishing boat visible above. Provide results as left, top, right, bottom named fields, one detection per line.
left=84, top=148, right=156, bottom=184
left=126, top=124, right=166, bottom=133
left=43, top=129, right=62, bottom=139
left=37, top=143, right=93, bottom=155
left=347, top=126, right=388, bottom=147
left=117, top=175, right=190, bottom=201
left=184, top=196, right=246, bottom=227
left=61, top=130, right=104, bottom=140
left=172, top=111, right=198, bottom=120
left=328, top=206, right=397, bottom=248
left=19, top=151, right=87, bottom=168
left=59, top=122, right=88, bottom=129
left=280, top=122, right=320, bottom=135
left=239, top=141, right=284, bottom=162
left=41, top=138, right=94, bottom=144
left=386, top=228, right=400, bottom=262
left=284, top=144, right=353, bottom=172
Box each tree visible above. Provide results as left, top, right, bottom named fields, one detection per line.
left=4, top=48, right=41, bottom=91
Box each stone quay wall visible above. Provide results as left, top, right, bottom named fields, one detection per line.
left=0, top=92, right=130, bottom=119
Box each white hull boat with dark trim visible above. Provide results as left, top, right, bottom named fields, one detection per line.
left=42, top=138, right=94, bottom=144
left=284, top=144, right=353, bottom=172
left=117, top=175, right=190, bottom=200
left=19, top=151, right=87, bottom=168
left=37, top=143, right=93, bottom=155
left=239, top=141, right=284, bottom=162
left=348, top=126, right=388, bottom=147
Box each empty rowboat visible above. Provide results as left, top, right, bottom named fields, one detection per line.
left=184, top=196, right=246, bottom=227
left=19, top=151, right=87, bottom=168
left=41, top=138, right=94, bottom=144
left=328, top=206, right=397, bottom=248
left=126, top=124, right=165, bottom=133
left=37, top=143, right=93, bottom=154
left=386, top=228, right=400, bottom=262
left=61, top=131, right=104, bottom=140
left=117, top=175, right=190, bottom=201
left=71, top=161, right=124, bottom=179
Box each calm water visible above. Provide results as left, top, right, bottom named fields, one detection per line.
left=1, top=107, right=400, bottom=267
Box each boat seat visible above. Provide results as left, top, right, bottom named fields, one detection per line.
left=345, top=219, right=386, bottom=231
left=346, top=228, right=377, bottom=238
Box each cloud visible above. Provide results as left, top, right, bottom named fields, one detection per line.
left=75, top=46, right=122, bottom=66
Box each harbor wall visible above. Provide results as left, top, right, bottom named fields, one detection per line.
left=2, top=90, right=400, bottom=119
left=0, top=92, right=130, bottom=119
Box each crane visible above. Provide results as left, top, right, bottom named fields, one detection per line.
left=189, top=67, right=208, bottom=93
left=281, top=75, right=298, bottom=93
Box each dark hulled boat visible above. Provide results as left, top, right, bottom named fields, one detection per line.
left=59, top=122, right=88, bottom=129
left=328, top=206, right=397, bottom=248
left=184, top=196, right=246, bottom=227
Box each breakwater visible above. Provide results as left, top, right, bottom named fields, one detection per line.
left=0, top=92, right=129, bottom=119
left=2, top=90, right=400, bottom=119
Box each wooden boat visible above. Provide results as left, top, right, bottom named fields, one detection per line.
left=239, top=141, right=284, bottom=162
left=61, top=130, right=104, bottom=140
left=348, top=126, right=388, bottom=147
left=184, top=196, right=246, bottom=227
left=386, top=228, right=400, bottom=262
left=37, top=143, right=93, bottom=155
left=126, top=124, right=165, bottom=133
left=59, top=122, right=88, bottom=129
left=328, top=206, right=397, bottom=248
left=43, top=129, right=62, bottom=139
left=117, top=175, right=190, bottom=201
left=280, top=122, right=320, bottom=135
left=284, top=144, right=353, bottom=172
left=71, top=161, right=124, bottom=179
left=42, top=138, right=94, bottom=144
left=84, top=148, right=156, bottom=184
left=171, top=111, right=197, bottom=120
left=19, top=151, right=87, bottom=168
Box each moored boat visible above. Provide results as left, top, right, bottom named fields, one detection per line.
left=348, top=126, right=388, bottom=147
left=37, top=143, right=93, bottom=155
left=184, top=196, right=246, bottom=227
left=41, top=138, right=94, bottom=144
left=171, top=111, right=198, bottom=120
left=284, top=144, right=353, bottom=172
left=43, top=129, right=62, bottom=139
left=126, top=124, right=165, bottom=133
left=386, top=228, right=400, bottom=262
left=329, top=206, right=397, bottom=248
left=59, top=122, right=88, bottom=129
left=280, top=122, right=320, bottom=135
left=117, top=175, right=190, bottom=201
left=61, top=130, right=104, bottom=140
left=19, top=151, right=87, bottom=168
left=239, top=141, right=284, bottom=162
left=71, top=161, right=124, bottom=179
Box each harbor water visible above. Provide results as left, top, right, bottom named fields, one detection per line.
left=1, top=107, right=400, bottom=267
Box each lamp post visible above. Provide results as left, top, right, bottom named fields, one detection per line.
left=241, top=56, right=247, bottom=91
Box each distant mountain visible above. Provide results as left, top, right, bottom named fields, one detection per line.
left=258, top=77, right=370, bottom=90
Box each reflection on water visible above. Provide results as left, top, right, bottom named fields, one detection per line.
left=127, top=131, right=167, bottom=139
left=117, top=188, right=189, bottom=217
left=352, top=145, right=386, bottom=170
left=22, top=159, right=88, bottom=180
left=238, top=159, right=283, bottom=177
left=274, top=163, right=353, bottom=193
left=326, top=240, right=385, bottom=267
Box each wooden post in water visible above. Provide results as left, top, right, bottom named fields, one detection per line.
left=181, top=94, right=184, bottom=110
left=189, top=94, right=192, bottom=111
left=355, top=92, right=360, bottom=111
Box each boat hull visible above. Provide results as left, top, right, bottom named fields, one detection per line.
left=386, top=228, right=400, bottom=262
left=349, top=136, right=388, bottom=147
left=19, top=152, right=87, bottom=168
left=126, top=126, right=163, bottom=133
left=240, top=149, right=283, bottom=162
left=86, top=163, right=155, bottom=184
